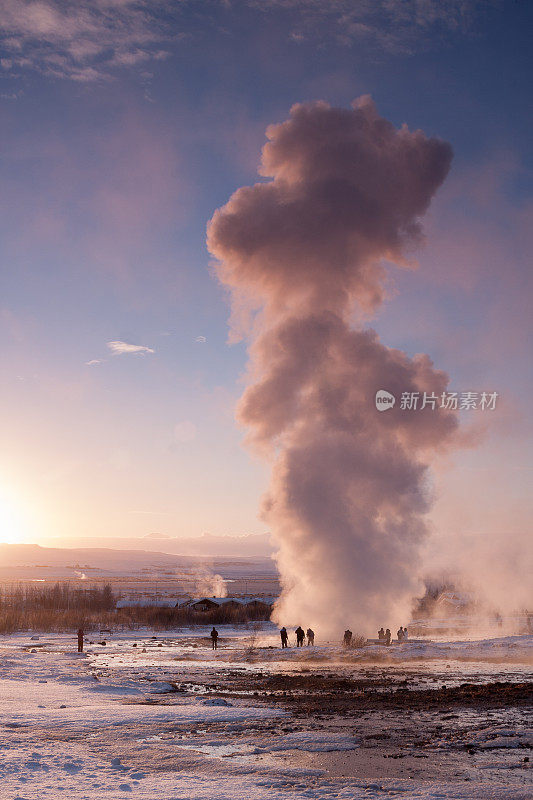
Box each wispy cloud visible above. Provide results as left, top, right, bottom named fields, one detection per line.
left=0, top=89, right=23, bottom=100
left=0, top=0, right=492, bottom=82
left=85, top=359, right=102, bottom=366
left=254, top=0, right=491, bottom=54
left=107, top=340, right=154, bottom=356
left=0, top=0, right=173, bottom=81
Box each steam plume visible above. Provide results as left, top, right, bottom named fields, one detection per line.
left=208, top=97, right=458, bottom=636
left=187, top=565, right=228, bottom=598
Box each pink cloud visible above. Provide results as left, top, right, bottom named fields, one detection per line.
left=0, top=0, right=173, bottom=81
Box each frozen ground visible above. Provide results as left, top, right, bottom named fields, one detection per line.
left=0, top=626, right=531, bottom=799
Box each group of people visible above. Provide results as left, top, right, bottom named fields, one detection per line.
left=280, top=626, right=315, bottom=647
left=377, top=626, right=409, bottom=645
left=211, top=626, right=321, bottom=650
left=396, top=626, right=409, bottom=642
left=76, top=623, right=410, bottom=654
left=214, top=626, right=317, bottom=650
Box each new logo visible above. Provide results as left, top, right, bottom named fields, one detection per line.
left=375, top=389, right=396, bottom=411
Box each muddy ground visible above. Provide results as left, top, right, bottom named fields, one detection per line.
left=189, top=670, right=533, bottom=713
left=162, top=667, right=533, bottom=786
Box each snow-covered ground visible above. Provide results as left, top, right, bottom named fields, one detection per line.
left=0, top=627, right=531, bottom=799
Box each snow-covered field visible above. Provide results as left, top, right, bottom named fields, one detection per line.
left=0, top=627, right=531, bottom=799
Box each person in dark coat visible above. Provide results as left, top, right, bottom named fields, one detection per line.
left=295, top=626, right=305, bottom=647
left=210, top=627, right=219, bottom=650
left=306, top=628, right=315, bottom=646
left=280, top=627, right=288, bottom=648
left=385, top=628, right=391, bottom=645
left=343, top=629, right=352, bottom=647
left=77, top=628, right=84, bottom=653
left=378, top=627, right=385, bottom=640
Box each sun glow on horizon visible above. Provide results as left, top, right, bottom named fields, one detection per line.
left=0, top=487, right=30, bottom=544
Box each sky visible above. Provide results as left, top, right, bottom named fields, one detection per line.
left=0, top=0, right=531, bottom=550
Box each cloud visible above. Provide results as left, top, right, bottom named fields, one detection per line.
left=85, top=359, right=102, bottom=365
left=248, top=0, right=489, bottom=54
left=0, top=0, right=493, bottom=82
left=0, top=0, right=175, bottom=81
left=107, top=340, right=154, bottom=355
left=195, top=335, right=206, bottom=343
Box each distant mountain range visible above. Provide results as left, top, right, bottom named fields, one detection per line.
left=46, top=532, right=274, bottom=558
left=0, top=540, right=278, bottom=580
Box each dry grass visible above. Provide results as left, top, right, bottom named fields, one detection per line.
left=0, top=608, right=126, bottom=634
left=0, top=582, right=272, bottom=633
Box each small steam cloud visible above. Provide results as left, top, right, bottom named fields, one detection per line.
left=208, top=97, right=459, bottom=636
left=190, top=565, right=228, bottom=598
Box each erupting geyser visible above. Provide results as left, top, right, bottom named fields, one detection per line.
left=208, top=97, right=460, bottom=636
